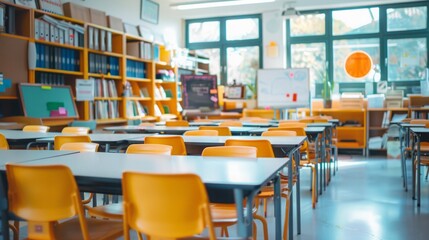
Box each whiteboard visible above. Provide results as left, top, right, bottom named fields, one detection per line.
left=257, top=68, right=310, bottom=108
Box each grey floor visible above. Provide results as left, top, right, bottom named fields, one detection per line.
left=15, top=155, right=429, bottom=240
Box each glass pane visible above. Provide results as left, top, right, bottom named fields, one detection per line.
left=387, top=6, right=427, bottom=32
left=387, top=38, right=427, bottom=81
left=290, top=13, right=325, bottom=37
left=333, top=38, right=380, bottom=82
left=226, top=18, right=259, bottom=41
left=195, top=49, right=221, bottom=84
left=291, top=43, right=326, bottom=97
left=333, top=8, right=379, bottom=35
left=188, top=21, right=220, bottom=43
left=226, top=46, right=259, bottom=86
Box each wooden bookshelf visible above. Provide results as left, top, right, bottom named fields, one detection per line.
left=0, top=0, right=181, bottom=124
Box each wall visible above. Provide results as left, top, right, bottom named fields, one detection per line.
left=262, top=11, right=286, bottom=69
left=63, top=0, right=182, bottom=48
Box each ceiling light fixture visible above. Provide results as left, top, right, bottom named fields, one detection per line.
left=170, top=0, right=275, bottom=10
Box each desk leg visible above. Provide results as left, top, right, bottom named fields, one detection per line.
left=321, top=132, right=326, bottom=190
left=233, top=189, right=249, bottom=238
left=295, top=149, right=301, bottom=235
left=287, top=149, right=294, bottom=240
left=316, top=135, right=322, bottom=196
left=273, top=175, right=282, bottom=240
left=417, top=136, right=421, bottom=207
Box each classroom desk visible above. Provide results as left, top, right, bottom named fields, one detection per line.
left=410, top=127, right=429, bottom=207
left=129, top=135, right=306, bottom=238
left=0, top=122, right=24, bottom=130
left=36, top=133, right=153, bottom=151
left=0, top=129, right=60, bottom=148
left=0, top=150, right=79, bottom=239
left=19, top=152, right=289, bottom=239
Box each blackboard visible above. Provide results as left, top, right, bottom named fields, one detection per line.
left=257, top=68, right=310, bottom=108
left=18, top=84, right=78, bottom=119
left=181, top=75, right=219, bottom=110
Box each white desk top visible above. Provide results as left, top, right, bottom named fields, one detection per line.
left=0, top=130, right=59, bottom=141
left=0, top=150, right=78, bottom=168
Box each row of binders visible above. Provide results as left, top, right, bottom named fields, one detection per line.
left=35, top=15, right=84, bottom=48
left=126, top=60, right=146, bottom=79
left=89, top=100, right=119, bottom=120
left=126, top=41, right=152, bottom=60
left=92, top=78, right=118, bottom=98
left=88, top=26, right=113, bottom=52
left=126, top=101, right=147, bottom=118
left=36, top=43, right=80, bottom=71
left=35, top=72, right=66, bottom=86
left=88, top=53, right=120, bottom=76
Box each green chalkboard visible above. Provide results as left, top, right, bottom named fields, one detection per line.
left=18, top=84, right=78, bottom=119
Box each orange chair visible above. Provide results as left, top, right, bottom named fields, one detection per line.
left=202, top=146, right=268, bottom=240
left=199, top=126, right=232, bottom=136
left=165, top=120, right=189, bottom=127
left=242, top=109, right=275, bottom=119
left=219, top=121, right=243, bottom=127
left=126, top=144, right=172, bottom=155
left=22, top=125, right=50, bottom=133
left=261, top=130, right=297, bottom=137
left=144, top=135, right=187, bottom=155
left=6, top=164, right=123, bottom=239
left=278, top=122, right=307, bottom=128
left=54, top=135, right=92, bottom=150
left=184, top=130, right=219, bottom=136
left=0, top=133, right=9, bottom=150
left=60, top=142, right=99, bottom=152
left=122, top=172, right=216, bottom=239
left=61, top=126, right=90, bottom=135
left=139, top=122, right=156, bottom=126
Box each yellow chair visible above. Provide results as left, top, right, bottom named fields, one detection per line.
left=199, top=126, right=232, bottom=136
left=278, top=122, right=307, bottom=128
left=54, top=135, right=92, bottom=151
left=240, top=117, right=270, bottom=123
left=60, top=142, right=99, bottom=152
left=202, top=146, right=257, bottom=158
left=0, top=133, right=9, bottom=150
left=22, top=125, right=50, bottom=133
left=165, top=120, right=189, bottom=127
left=144, top=135, right=187, bottom=155
left=242, top=109, right=275, bottom=119
left=299, top=118, right=314, bottom=123
left=138, top=122, right=155, bottom=126
left=219, top=121, right=243, bottom=127
left=122, top=172, right=216, bottom=240
left=6, top=164, right=123, bottom=239
left=261, top=130, right=297, bottom=137
left=62, top=126, right=90, bottom=135
left=183, top=130, right=219, bottom=136
left=126, top=144, right=172, bottom=155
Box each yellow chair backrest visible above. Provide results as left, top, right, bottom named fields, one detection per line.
left=6, top=164, right=88, bottom=239
left=62, top=127, right=90, bottom=135
left=299, top=118, right=314, bottom=123
left=183, top=130, right=219, bottom=136
left=0, top=133, right=9, bottom=150
left=54, top=135, right=91, bottom=151
left=165, top=120, right=189, bottom=127
left=202, top=146, right=257, bottom=158
left=225, top=139, right=274, bottom=158
left=144, top=136, right=187, bottom=155
left=278, top=122, right=307, bottom=128
left=199, top=126, right=232, bottom=136
left=60, top=142, right=99, bottom=152
left=122, top=172, right=216, bottom=240
left=242, top=109, right=274, bottom=119
left=261, top=130, right=297, bottom=137
left=22, top=125, right=50, bottom=133
left=139, top=122, right=156, bottom=127
left=219, top=121, right=243, bottom=127
left=410, top=119, right=429, bottom=125
left=126, top=144, right=172, bottom=155
left=270, top=127, right=308, bottom=151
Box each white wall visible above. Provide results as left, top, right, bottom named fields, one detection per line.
left=262, top=11, right=286, bottom=69
left=63, top=0, right=183, bottom=48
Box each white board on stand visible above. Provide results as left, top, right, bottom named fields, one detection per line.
left=257, top=68, right=310, bottom=108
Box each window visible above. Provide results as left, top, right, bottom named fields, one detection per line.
left=187, top=15, right=262, bottom=87
left=287, top=2, right=429, bottom=96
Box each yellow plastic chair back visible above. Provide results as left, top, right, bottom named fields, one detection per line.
left=122, top=172, right=216, bottom=240
left=0, top=133, right=9, bottom=150
left=225, top=139, right=275, bottom=158
left=139, top=122, right=156, bottom=126
left=410, top=119, right=429, bottom=125
left=54, top=135, right=91, bottom=150
left=6, top=164, right=87, bottom=239
left=219, top=121, right=243, bottom=127
left=22, top=125, right=50, bottom=133
left=270, top=127, right=308, bottom=152
left=60, top=142, right=99, bottom=152
left=126, top=144, right=172, bottom=155
left=183, top=130, right=219, bottom=136
left=202, top=146, right=257, bottom=158
left=144, top=135, right=187, bottom=155
left=299, top=118, right=314, bottom=123
left=61, top=127, right=90, bottom=135
left=261, top=130, right=297, bottom=137
left=165, top=120, right=189, bottom=127
left=242, top=109, right=274, bottom=119
left=199, top=126, right=232, bottom=136
left=278, top=122, right=307, bottom=128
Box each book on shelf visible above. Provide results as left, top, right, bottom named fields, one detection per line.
left=126, top=59, right=146, bottom=78
left=88, top=53, right=119, bottom=76
left=154, top=87, right=162, bottom=99
left=163, top=105, right=170, bottom=114
left=390, top=113, right=408, bottom=123
left=126, top=100, right=146, bottom=118
left=92, top=78, right=118, bottom=98
left=35, top=43, right=80, bottom=71
left=159, top=86, right=167, bottom=98
left=381, top=111, right=391, bottom=128
left=154, top=104, right=162, bottom=116
left=139, top=87, right=149, bottom=98
left=177, top=102, right=183, bottom=112
left=37, top=15, right=84, bottom=47
left=36, top=72, right=65, bottom=85
left=88, top=26, right=113, bottom=52
left=164, top=89, right=173, bottom=98
left=90, top=100, right=118, bottom=120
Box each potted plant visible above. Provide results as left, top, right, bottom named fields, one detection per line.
left=321, top=70, right=334, bottom=108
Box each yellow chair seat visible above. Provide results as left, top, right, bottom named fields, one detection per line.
left=53, top=217, right=123, bottom=240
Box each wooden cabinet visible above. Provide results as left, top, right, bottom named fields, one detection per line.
left=0, top=0, right=180, bottom=124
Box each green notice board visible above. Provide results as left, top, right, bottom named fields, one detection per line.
left=18, top=84, right=78, bottom=119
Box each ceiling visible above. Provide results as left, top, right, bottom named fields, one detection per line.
left=167, top=0, right=423, bottom=19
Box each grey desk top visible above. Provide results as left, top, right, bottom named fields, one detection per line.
left=23, top=152, right=289, bottom=189
left=0, top=150, right=78, bottom=169
left=35, top=133, right=153, bottom=144
left=0, top=130, right=59, bottom=141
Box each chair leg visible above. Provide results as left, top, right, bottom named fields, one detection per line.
left=413, top=158, right=417, bottom=199
left=253, top=214, right=268, bottom=240
left=282, top=193, right=291, bottom=240
left=252, top=221, right=257, bottom=240
left=9, top=222, right=19, bottom=240
left=311, top=165, right=317, bottom=208
left=263, top=198, right=268, bottom=218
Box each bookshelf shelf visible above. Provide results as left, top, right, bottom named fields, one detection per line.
left=94, top=97, right=122, bottom=100
left=0, top=96, right=18, bottom=100
left=157, top=81, right=176, bottom=85
left=154, top=80, right=164, bottom=83
left=125, top=34, right=153, bottom=43
left=96, top=118, right=127, bottom=124
left=0, top=33, right=30, bottom=41
left=155, top=98, right=173, bottom=101
left=35, top=68, right=83, bottom=75
left=88, top=49, right=123, bottom=58
left=34, top=9, right=84, bottom=24
left=127, top=77, right=151, bottom=82
left=126, top=55, right=153, bottom=64
left=88, top=73, right=121, bottom=79
left=86, top=23, right=123, bottom=35
left=35, top=40, right=84, bottom=50
left=124, top=97, right=152, bottom=101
